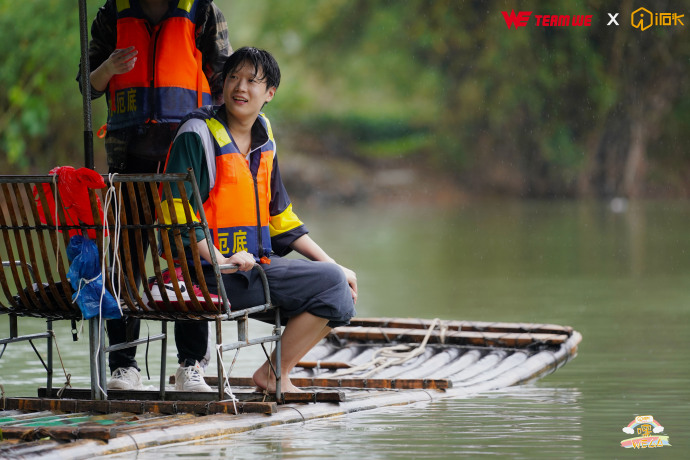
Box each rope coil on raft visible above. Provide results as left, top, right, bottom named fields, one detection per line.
left=330, top=318, right=444, bottom=379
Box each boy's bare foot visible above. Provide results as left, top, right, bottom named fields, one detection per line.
left=252, top=364, right=304, bottom=393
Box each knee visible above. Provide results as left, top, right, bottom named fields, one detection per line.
left=321, top=263, right=348, bottom=287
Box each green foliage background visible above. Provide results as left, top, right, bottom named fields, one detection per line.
left=0, top=0, right=84, bottom=169
left=1, top=0, right=688, bottom=198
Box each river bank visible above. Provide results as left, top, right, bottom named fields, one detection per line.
left=279, top=149, right=468, bottom=208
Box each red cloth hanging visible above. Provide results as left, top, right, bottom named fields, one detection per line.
left=35, top=166, right=107, bottom=239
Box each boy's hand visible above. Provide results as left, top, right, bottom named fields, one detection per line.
left=221, top=251, right=255, bottom=273
left=340, top=266, right=358, bottom=304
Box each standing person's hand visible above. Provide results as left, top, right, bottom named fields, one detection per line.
left=90, top=46, right=138, bottom=92
left=104, top=46, right=138, bottom=75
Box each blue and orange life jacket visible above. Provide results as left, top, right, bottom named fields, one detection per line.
left=107, top=0, right=212, bottom=130
left=201, top=109, right=276, bottom=259
left=160, top=106, right=305, bottom=262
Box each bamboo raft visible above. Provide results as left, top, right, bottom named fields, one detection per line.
left=0, top=317, right=581, bottom=458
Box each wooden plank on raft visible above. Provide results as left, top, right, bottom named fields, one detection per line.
left=0, top=411, right=95, bottom=428
left=296, top=361, right=351, bottom=370
left=302, top=377, right=452, bottom=390
left=330, top=326, right=568, bottom=348
left=0, top=425, right=116, bottom=441
left=28, top=394, right=276, bottom=415
left=281, top=391, right=345, bottom=403
left=164, top=377, right=349, bottom=402
left=109, top=413, right=199, bottom=433
left=346, top=318, right=574, bottom=336
left=3, top=397, right=78, bottom=414
left=181, top=376, right=451, bottom=391
left=0, top=410, right=56, bottom=423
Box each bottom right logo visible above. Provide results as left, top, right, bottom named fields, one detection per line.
left=620, top=415, right=671, bottom=448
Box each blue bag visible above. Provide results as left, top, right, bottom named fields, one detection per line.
left=66, top=234, right=121, bottom=319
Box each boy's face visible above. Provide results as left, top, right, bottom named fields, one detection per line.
left=223, top=61, right=276, bottom=124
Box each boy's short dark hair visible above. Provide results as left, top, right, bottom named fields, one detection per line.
left=222, top=47, right=281, bottom=89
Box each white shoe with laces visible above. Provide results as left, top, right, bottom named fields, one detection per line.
left=107, top=367, right=144, bottom=390
left=175, top=361, right=213, bottom=392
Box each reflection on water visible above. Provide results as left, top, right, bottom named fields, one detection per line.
left=2, top=200, right=690, bottom=457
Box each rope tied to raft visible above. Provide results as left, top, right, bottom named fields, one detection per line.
left=438, top=321, right=448, bottom=343
left=51, top=330, right=72, bottom=399
left=330, top=318, right=444, bottom=379
left=56, top=374, right=72, bottom=399
left=215, top=344, right=238, bottom=415
left=283, top=405, right=306, bottom=424
left=258, top=339, right=277, bottom=402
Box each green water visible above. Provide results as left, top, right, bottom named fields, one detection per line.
left=2, top=199, right=689, bottom=458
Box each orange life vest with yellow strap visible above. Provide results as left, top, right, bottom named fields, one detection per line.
left=202, top=111, right=275, bottom=259
left=107, top=0, right=211, bottom=130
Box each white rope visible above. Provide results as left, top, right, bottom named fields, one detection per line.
left=72, top=273, right=103, bottom=302
left=215, top=344, right=238, bottom=415
left=330, top=318, right=442, bottom=379
left=101, top=173, right=123, bottom=317
left=439, top=321, right=448, bottom=344
left=89, top=173, right=123, bottom=396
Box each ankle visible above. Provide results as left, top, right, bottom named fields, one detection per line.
left=180, top=358, right=199, bottom=368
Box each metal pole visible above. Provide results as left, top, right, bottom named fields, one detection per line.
left=78, top=0, right=95, bottom=170
left=89, top=318, right=107, bottom=400
left=160, top=321, right=167, bottom=400
left=89, top=317, right=98, bottom=399
left=217, top=319, right=224, bottom=400
left=274, top=308, right=281, bottom=402
left=47, top=320, right=53, bottom=394
left=80, top=0, right=106, bottom=400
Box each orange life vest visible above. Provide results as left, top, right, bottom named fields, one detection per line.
left=201, top=111, right=276, bottom=259
left=107, top=0, right=211, bottom=130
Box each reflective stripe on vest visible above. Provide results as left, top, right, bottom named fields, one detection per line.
left=108, top=0, right=211, bottom=129
left=202, top=115, right=275, bottom=258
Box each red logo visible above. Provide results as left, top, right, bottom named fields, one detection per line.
left=502, top=10, right=532, bottom=28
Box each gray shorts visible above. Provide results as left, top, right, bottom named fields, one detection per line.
left=202, top=256, right=356, bottom=327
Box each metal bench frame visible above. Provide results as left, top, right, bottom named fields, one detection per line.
left=0, top=171, right=282, bottom=401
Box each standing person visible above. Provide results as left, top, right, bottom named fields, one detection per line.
left=77, top=0, right=230, bottom=391
left=163, top=47, right=358, bottom=393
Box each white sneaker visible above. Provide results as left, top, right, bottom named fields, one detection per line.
left=148, top=267, right=221, bottom=308
left=107, top=367, right=144, bottom=390
left=175, top=361, right=213, bottom=392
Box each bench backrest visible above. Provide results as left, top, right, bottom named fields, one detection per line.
left=0, top=171, right=229, bottom=321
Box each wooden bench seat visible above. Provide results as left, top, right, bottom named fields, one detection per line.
left=0, top=171, right=281, bottom=401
